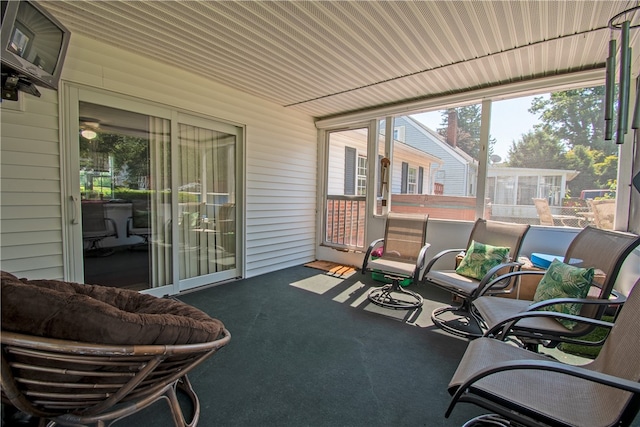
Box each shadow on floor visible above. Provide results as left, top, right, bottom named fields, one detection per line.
left=112, top=265, right=487, bottom=427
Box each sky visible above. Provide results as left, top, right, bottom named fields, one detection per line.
left=411, top=95, right=545, bottom=162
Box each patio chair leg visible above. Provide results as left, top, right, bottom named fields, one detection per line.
left=431, top=303, right=482, bottom=339
left=164, top=375, right=200, bottom=427
left=462, top=413, right=515, bottom=426
left=368, top=274, right=423, bottom=310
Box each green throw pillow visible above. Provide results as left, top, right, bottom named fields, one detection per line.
left=455, top=240, right=510, bottom=280
left=532, top=259, right=594, bottom=330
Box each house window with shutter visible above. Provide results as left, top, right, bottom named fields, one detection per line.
left=407, top=166, right=417, bottom=194
left=357, top=155, right=367, bottom=195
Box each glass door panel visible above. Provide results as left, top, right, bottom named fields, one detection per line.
left=178, top=123, right=237, bottom=283
left=78, top=102, right=171, bottom=290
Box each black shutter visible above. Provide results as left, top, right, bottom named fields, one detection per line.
left=344, top=147, right=356, bottom=195
left=401, top=162, right=408, bottom=194
left=418, top=167, right=424, bottom=194
left=377, top=154, right=383, bottom=197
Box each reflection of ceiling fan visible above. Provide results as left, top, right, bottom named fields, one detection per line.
left=79, top=116, right=150, bottom=140
left=79, top=117, right=101, bottom=140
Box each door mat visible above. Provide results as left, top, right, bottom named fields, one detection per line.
left=304, top=260, right=358, bottom=277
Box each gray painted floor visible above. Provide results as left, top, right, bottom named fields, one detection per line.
left=110, top=265, right=633, bottom=427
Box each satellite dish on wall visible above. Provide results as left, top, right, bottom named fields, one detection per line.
left=490, top=155, right=502, bottom=164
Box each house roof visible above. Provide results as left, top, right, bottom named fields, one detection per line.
left=42, top=1, right=640, bottom=120
left=403, top=116, right=477, bottom=166
left=488, top=166, right=580, bottom=181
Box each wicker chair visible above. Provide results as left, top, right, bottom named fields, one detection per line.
left=1, top=272, right=230, bottom=427
left=446, top=278, right=640, bottom=427
left=1, top=330, right=230, bottom=427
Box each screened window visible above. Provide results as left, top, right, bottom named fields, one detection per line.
left=489, top=85, right=614, bottom=227
left=324, top=83, right=619, bottom=231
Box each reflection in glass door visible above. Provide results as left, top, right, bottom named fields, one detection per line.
left=178, top=123, right=236, bottom=283
left=78, top=102, right=171, bottom=290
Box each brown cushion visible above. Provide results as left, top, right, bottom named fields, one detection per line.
left=1, top=272, right=224, bottom=345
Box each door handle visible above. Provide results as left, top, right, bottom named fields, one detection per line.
left=70, top=195, right=79, bottom=224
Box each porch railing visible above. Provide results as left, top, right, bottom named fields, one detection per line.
left=325, top=195, right=596, bottom=251
left=325, top=195, right=366, bottom=249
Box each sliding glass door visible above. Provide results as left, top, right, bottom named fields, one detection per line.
left=176, top=114, right=239, bottom=292
left=65, top=88, right=242, bottom=294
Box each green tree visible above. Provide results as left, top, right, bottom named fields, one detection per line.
left=528, top=87, right=615, bottom=154
left=593, top=154, right=618, bottom=189
left=506, top=127, right=567, bottom=169
left=563, top=145, right=599, bottom=196
left=437, top=105, right=496, bottom=158
left=79, top=132, right=150, bottom=189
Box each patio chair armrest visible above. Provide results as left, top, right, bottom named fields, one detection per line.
left=607, top=288, right=627, bottom=304
left=526, top=294, right=626, bottom=312
left=446, top=358, right=640, bottom=417
left=415, top=243, right=432, bottom=282
left=483, top=309, right=616, bottom=340
left=526, top=290, right=627, bottom=312
left=423, top=248, right=465, bottom=273
left=362, top=238, right=384, bottom=273
left=477, top=270, right=546, bottom=297
left=474, top=261, right=524, bottom=297
left=126, top=216, right=133, bottom=237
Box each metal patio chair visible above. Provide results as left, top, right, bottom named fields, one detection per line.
left=424, top=219, right=530, bottom=338
left=361, top=212, right=429, bottom=310
left=82, top=202, right=118, bottom=254
left=472, top=226, right=640, bottom=351
left=446, top=277, right=640, bottom=427
left=126, top=199, right=151, bottom=247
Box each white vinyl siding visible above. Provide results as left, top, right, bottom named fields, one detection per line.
left=326, top=129, right=368, bottom=195
left=394, top=116, right=470, bottom=196
left=0, top=34, right=318, bottom=281
left=0, top=90, right=64, bottom=279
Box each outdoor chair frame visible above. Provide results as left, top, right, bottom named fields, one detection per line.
left=446, top=278, right=640, bottom=427
left=82, top=202, right=118, bottom=254
left=361, top=212, right=429, bottom=310
left=1, top=329, right=231, bottom=427
left=471, top=226, right=640, bottom=351
left=423, top=219, right=530, bottom=338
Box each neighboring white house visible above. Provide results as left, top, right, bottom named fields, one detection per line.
left=393, top=116, right=478, bottom=197
left=393, top=116, right=579, bottom=209
left=487, top=166, right=579, bottom=206
left=326, top=128, right=443, bottom=196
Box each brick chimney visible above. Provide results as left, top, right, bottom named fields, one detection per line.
left=446, top=109, right=457, bottom=148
